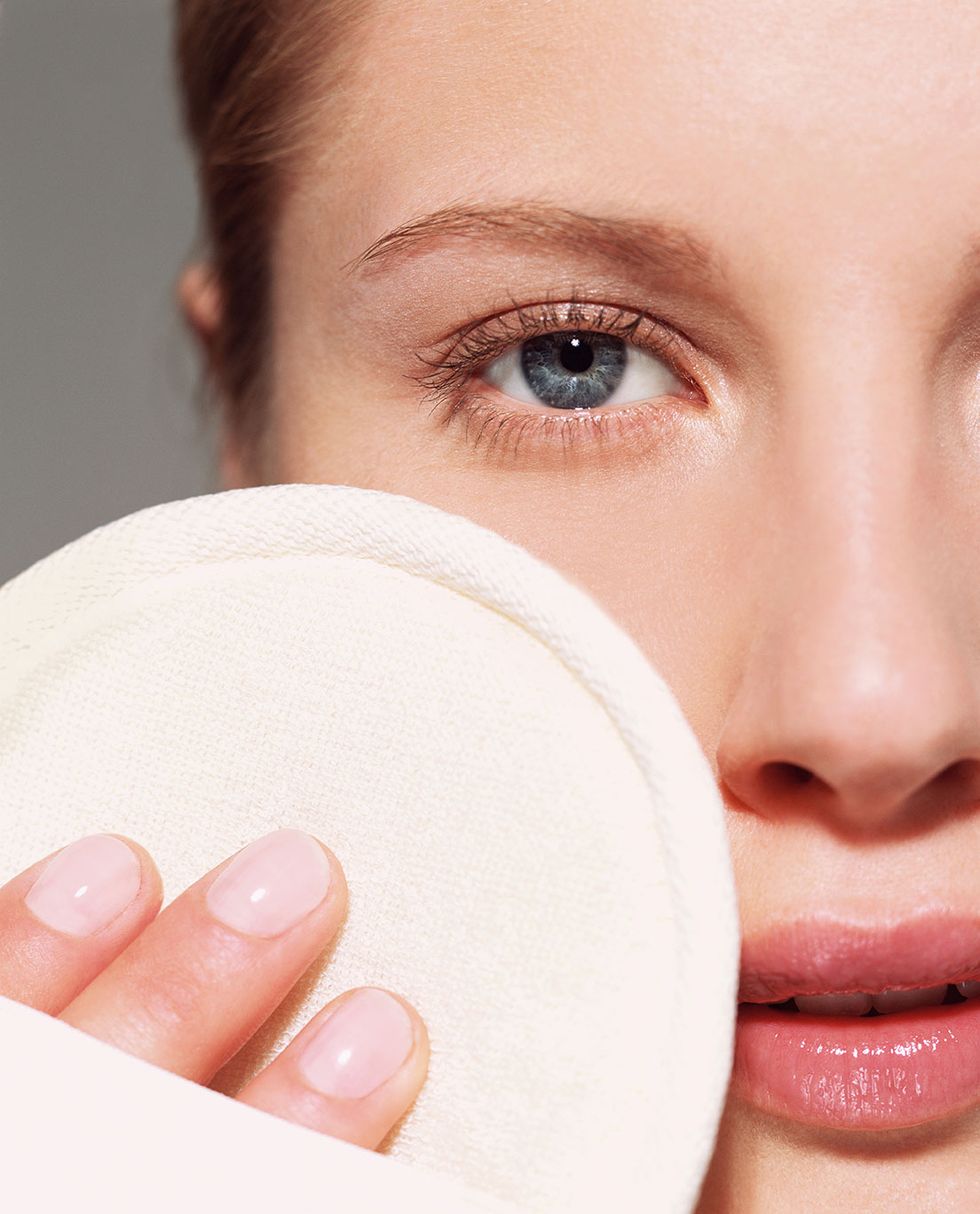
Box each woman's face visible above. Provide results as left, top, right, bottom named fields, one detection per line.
left=199, top=1, right=980, bottom=1204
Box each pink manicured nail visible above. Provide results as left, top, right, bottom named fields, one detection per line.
left=299, top=988, right=415, bottom=1099
left=24, top=834, right=141, bottom=937
left=205, top=828, right=330, bottom=938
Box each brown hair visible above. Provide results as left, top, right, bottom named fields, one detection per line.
left=174, top=0, right=367, bottom=453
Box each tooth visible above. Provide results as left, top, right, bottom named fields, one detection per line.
left=871, top=984, right=948, bottom=1014
left=795, top=992, right=873, bottom=1015
left=956, top=981, right=980, bottom=999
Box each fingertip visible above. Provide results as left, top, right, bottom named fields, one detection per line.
left=310, top=836, right=350, bottom=917
left=0, top=833, right=164, bottom=1014
left=237, top=985, right=430, bottom=1150
left=100, top=833, right=164, bottom=910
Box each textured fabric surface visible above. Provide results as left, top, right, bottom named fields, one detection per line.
left=0, top=483, right=739, bottom=1213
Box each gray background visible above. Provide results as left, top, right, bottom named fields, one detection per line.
left=0, top=0, right=216, bottom=586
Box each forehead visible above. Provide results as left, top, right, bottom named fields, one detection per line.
left=299, top=0, right=980, bottom=323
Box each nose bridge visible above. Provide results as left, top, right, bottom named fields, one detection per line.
left=718, top=319, right=980, bottom=832
left=775, top=401, right=941, bottom=756
left=779, top=337, right=923, bottom=674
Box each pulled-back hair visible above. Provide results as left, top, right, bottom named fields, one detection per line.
left=174, top=1, right=367, bottom=451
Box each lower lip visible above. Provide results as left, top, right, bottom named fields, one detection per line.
left=733, top=997, right=980, bottom=1128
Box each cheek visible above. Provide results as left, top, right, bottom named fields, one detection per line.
left=267, top=386, right=750, bottom=755
left=559, top=525, right=746, bottom=754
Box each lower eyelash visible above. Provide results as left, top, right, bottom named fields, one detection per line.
left=434, top=391, right=684, bottom=464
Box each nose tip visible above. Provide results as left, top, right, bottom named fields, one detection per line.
left=725, top=739, right=980, bottom=836
left=716, top=599, right=980, bottom=836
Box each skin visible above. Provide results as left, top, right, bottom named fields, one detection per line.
left=4, top=0, right=980, bottom=1207
left=208, top=0, right=980, bottom=1204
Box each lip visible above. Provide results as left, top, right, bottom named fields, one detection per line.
left=733, top=913, right=980, bottom=1129
left=738, top=913, right=980, bottom=1003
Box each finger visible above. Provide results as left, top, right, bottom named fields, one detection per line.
left=235, top=987, right=429, bottom=1149
left=59, top=829, right=348, bottom=1083
left=0, top=834, right=162, bottom=1014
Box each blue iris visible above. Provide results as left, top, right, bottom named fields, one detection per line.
left=519, top=331, right=626, bottom=409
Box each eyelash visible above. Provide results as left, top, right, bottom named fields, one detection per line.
left=409, top=290, right=705, bottom=461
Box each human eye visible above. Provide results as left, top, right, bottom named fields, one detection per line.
left=409, top=290, right=707, bottom=463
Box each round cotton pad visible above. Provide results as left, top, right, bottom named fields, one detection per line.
left=0, top=483, right=738, bottom=1213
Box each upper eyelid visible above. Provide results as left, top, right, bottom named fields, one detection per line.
left=456, top=300, right=647, bottom=360
left=439, top=296, right=694, bottom=381
left=419, top=294, right=686, bottom=366
left=428, top=288, right=669, bottom=347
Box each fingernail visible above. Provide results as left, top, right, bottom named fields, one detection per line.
left=205, top=828, right=331, bottom=938
left=298, top=988, right=415, bottom=1099
left=24, top=834, right=142, bottom=937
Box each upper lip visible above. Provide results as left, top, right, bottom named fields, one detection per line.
left=738, top=912, right=980, bottom=1003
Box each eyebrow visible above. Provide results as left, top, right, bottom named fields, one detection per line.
left=342, top=199, right=725, bottom=286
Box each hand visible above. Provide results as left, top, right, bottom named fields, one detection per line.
left=0, top=828, right=428, bottom=1148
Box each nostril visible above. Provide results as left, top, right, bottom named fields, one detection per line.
left=759, top=761, right=818, bottom=797
left=934, top=758, right=976, bottom=792
left=911, top=757, right=980, bottom=818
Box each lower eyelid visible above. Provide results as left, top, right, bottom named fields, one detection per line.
left=437, top=388, right=694, bottom=465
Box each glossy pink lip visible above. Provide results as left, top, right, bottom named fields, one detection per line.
left=734, top=914, right=980, bottom=1129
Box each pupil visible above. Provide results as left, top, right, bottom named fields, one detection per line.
left=559, top=335, right=594, bottom=374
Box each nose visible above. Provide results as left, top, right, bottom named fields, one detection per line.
left=715, top=367, right=980, bottom=837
